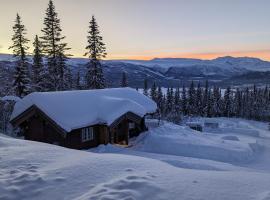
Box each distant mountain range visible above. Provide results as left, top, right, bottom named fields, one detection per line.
left=1, top=53, right=270, bottom=88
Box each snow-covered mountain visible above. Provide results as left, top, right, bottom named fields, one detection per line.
left=1, top=54, right=270, bottom=87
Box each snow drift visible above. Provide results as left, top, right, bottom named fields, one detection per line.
left=132, top=122, right=256, bottom=163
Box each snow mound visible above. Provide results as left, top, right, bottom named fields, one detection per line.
left=10, top=88, right=157, bottom=132
left=132, top=123, right=255, bottom=163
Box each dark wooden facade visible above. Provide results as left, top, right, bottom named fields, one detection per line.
left=10, top=106, right=147, bottom=149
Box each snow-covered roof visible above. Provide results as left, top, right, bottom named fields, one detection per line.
left=0, top=96, right=21, bottom=102
left=10, top=88, right=157, bottom=132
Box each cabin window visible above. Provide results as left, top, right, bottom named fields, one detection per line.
left=129, top=122, right=135, bottom=129
left=81, top=127, right=94, bottom=142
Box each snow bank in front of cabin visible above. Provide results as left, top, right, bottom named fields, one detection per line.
left=2, top=130, right=270, bottom=200
left=10, top=88, right=157, bottom=132
left=132, top=122, right=256, bottom=163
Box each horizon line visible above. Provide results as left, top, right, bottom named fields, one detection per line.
left=0, top=52, right=269, bottom=62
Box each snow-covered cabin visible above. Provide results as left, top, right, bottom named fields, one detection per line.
left=10, top=88, right=157, bottom=149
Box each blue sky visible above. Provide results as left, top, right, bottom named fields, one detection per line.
left=1, top=0, right=270, bottom=60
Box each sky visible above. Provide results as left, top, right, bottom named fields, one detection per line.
left=0, top=0, right=270, bottom=60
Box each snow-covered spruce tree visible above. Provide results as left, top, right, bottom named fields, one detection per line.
left=181, top=85, right=188, bottom=116
left=32, top=35, right=45, bottom=92
left=206, top=88, right=214, bottom=117
left=165, top=87, right=173, bottom=116
left=234, top=88, right=242, bottom=117
left=188, top=81, right=196, bottom=116
left=223, top=86, right=233, bottom=117
left=75, top=71, right=81, bottom=90
left=195, top=82, right=203, bottom=116
left=64, top=67, right=73, bottom=90
left=85, top=15, right=107, bottom=89
left=202, top=80, right=209, bottom=116
left=156, top=85, right=164, bottom=116
left=211, top=86, right=221, bottom=117
left=41, top=0, right=71, bottom=91
left=171, top=87, right=181, bottom=123
left=143, top=79, right=148, bottom=96
left=150, top=82, right=157, bottom=102
left=120, top=71, right=128, bottom=87
left=9, top=13, right=31, bottom=97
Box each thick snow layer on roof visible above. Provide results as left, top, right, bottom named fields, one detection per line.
left=10, top=88, right=157, bottom=132
left=0, top=95, right=21, bottom=102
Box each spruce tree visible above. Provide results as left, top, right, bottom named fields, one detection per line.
left=32, top=35, right=45, bottom=92
left=195, top=82, right=203, bottom=116
left=223, top=86, right=232, bottom=117
left=143, top=79, right=148, bottom=96
left=75, top=71, right=81, bottom=90
left=41, top=0, right=71, bottom=91
left=150, top=82, right=157, bottom=102
left=188, top=81, right=196, bottom=115
left=85, top=15, right=107, bottom=89
left=9, top=14, right=31, bottom=97
left=181, top=85, right=188, bottom=115
left=120, top=72, right=128, bottom=87
left=202, top=80, right=209, bottom=116
left=157, top=85, right=164, bottom=116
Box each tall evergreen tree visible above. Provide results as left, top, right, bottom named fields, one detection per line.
left=120, top=72, right=128, bottom=87
left=143, top=79, right=148, bottom=96
left=85, top=15, right=107, bottom=89
left=181, top=85, right=188, bottom=115
left=195, top=82, right=203, bottom=116
left=41, top=0, right=71, bottom=91
left=9, top=14, right=31, bottom=97
left=202, top=80, right=209, bottom=116
left=188, top=81, right=196, bottom=115
left=75, top=71, right=81, bottom=90
left=150, top=82, right=157, bottom=102
left=157, top=85, right=164, bottom=115
left=32, top=35, right=45, bottom=92
left=223, top=86, right=233, bottom=117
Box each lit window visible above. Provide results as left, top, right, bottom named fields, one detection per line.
left=81, top=127, right=94, bottom=142
left=129, top=122, right=135, bottom=129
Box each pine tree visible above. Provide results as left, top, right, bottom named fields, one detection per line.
left=202, top=80, right=209, bottom=116
left=64, top=67, right=73, bottom=90
left=181, top=85, right=188, bottom=115
left=150, top=82, right=157, bottom=102
left=9, top=14, right=31, bottom=97
left=165, top=87, right=173, bottom=115
left=75, top=71, right=81, bottom=90
left=32, top=35, right=45, bottom=92
left=120, top=72, right=128, bottom=87
left=157, top=85, right=164, bottom=116
left=85, top=15, right=107, bottom=89
left=172, top=87, right=181, bottom=122
left=41, top=0, right=71, bottom=91
left=195, top=82, right=203, bottom=116
left=212, top=86, right=221, bottom=117
left=188, top=81, right=196, bottom=115
left=223, top=86, right=232, bottom=117
left=143, top=79, right=148, bottom=96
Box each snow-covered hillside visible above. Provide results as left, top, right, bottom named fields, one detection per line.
left=2, top=54, right=270, bottom=87
left=1, top=118, right=270, bottom=200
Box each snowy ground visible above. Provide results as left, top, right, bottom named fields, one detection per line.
left=1, top=118, right=270, bottom=200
